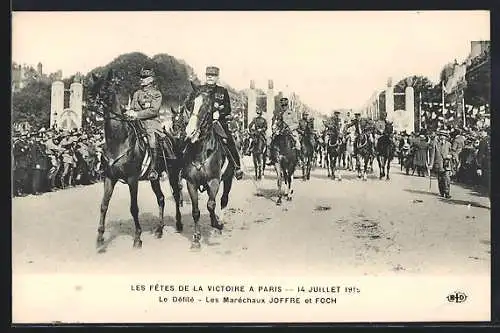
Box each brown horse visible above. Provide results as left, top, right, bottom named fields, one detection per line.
left=375, top=121, right=396, bottom=180
left=270, top=123, right=298, bottom=205
left=87, top=70, right=183, bottom=250
left=182, top=82, right=234, bottom=250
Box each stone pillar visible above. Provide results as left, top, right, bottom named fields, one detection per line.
left=247, top=80, right=257, bottom=128
left=385, top=78, right=394, bottom=121
left=70, top=81, right=83, bottom=129
left=405, top=86, right=415, bottom=132
left=266, top=80, right=274, bottom=138
left=50, top=81, right=64, bottom=128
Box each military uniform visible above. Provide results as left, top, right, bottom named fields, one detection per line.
left=201, top=66, right=243, bottom=179
left=429, top=130, right=452, bottom=198
left=268, top=98, right=301, bottom=165
left=129, top=68, right=164, bottom=180
left=247, top=112, right=268, bottom=154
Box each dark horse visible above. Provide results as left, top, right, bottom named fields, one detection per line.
left=354, top=129, right=375, bottom=181
left=250, top=130, right=267, bottom=180
left=324, top=126, right=342, bottom=180
left=375, top=121, right=396, bottom=180
left=271, top=123, right=298, bottom=205
left=300, top=129, right=314, bottom=181
left=88, top=70, right=183, bottom=250
left=183, top=82, right=234, bottom=250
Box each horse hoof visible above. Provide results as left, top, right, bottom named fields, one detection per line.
left=190, top=242, right=201, bottom=250
left=176, top=223, right=183, bottom=233
left=133, top=239, right=143, bottom=248
left=276, top=199, right=282, bottom=206
left=96, top=236, right=104, bottom=248
left=154, top=230, right=163, bottom=239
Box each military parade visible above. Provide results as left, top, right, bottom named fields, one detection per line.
left=12, top=12, right=491, bottom=316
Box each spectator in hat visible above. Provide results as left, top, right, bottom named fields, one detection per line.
left=429, top=129, right=452, bottom=198
left=413, top=130, right=429, bottom=177
left=450, top=128, right=466, bottom=177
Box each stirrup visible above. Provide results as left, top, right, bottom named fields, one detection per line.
left=234, top=168, right=244, bottom=180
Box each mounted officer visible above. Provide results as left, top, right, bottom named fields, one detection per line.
left=124, top=67, right=164, bottom=181
left=200, top=65, right=244, bottom=180
left=298, top=110, right=314, bottom=148
left=332, top=111, right=342, bottom=132
left=267, top=97, right=301, bottom=165
left=246, top=106, right=268, bottom=155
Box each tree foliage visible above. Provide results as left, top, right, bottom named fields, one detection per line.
left=12, top=80, right=52, bottom=129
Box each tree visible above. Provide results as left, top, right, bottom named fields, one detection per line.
left=12, top=80, right=52, bottom=129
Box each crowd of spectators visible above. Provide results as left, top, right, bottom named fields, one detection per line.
left=12, top=124, right=105, bottom=197
left=396, top=124, right=490, bottom=194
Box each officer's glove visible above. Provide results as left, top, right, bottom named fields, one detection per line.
left=213, top=111, right=220, bottom=121
left=477, top=169, right=482, bottom=176
left=124, top=110, right=137, bottom=119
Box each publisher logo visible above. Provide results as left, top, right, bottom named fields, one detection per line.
left=446, top=291, right=467, bottom=303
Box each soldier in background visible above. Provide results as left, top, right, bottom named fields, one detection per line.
left=246, top=107, right=268, bottom=156
left=30, top=131, right=50, bottom=195
left=268, top=97, right=301, bottom=165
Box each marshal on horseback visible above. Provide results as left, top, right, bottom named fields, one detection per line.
left=87, top=68, right=183, bottom=250
left=182, top=65, right=242, bottom=250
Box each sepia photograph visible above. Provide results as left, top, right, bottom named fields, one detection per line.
left=12, top=10, right=491, bottom=323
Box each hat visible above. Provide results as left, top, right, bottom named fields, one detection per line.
left=437, top=130, right=450, bottom=137
left=334, top=111, right=340, bottom=115
left=354, top=113, right=361, bottom=117
left=206, top=66, right=220, bottom=76
left=140, top=68, right=155, bottom=78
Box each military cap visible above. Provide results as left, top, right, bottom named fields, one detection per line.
left=354, top=113, right=361, bottom=117
left=140, top=68, right=155, bottom=78
left=280, top=97, right=289, bottom=104
left=334, top=111, right=340, bottom=115
left=206, top=66, right=220, bottom=76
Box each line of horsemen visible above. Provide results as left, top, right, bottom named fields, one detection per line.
left=13, top=65, right=490, bottom=200
left=243, top=106, right=380, bottom=170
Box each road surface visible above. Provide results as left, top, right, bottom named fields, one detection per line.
left=12, top=157, right=490, bottom=278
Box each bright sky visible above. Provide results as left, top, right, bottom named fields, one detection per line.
left=12, top=11, right=489, bottom=114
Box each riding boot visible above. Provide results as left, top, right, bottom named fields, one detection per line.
left=148, top=148, right=159, bottom=181
left=226, top=137, right=244, bottom=180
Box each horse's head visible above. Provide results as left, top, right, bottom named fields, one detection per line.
left=86, top=69, right=121, bottom=114
left=384, top=121, right=394, bottom=135
left=184, top=82, right=213, bottom=143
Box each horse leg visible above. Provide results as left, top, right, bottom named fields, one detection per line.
left=186, top=181, right=201, bottom=249
left=326, top=152, right=331, bottom=177
left=253, top=153, right=258, bottom=180
left=167, top=167, right=183, bottom=232
left=207, top=179, right=223, bottom=232
left=150, top=179, right=165, bottom=238
left=356, top=155, right=362, bottom=178
left=127, top=178, right=142, bottom=248
left=275, top=163, right=283, bottom=205
left=377, top=155, right=383, bottom=179
left=286, top=169, right=293, bottom=201
left=221, top=172, right=233, bottom=211
left=97, top=177, right=117, bottom=248
left=363, top=157, right=368, bottom=181
left=386, top=158, right=391, bottom=180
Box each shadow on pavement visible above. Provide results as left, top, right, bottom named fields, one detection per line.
left=99, top=211, right=223, bottom=252
left=404, top=189, right=441, bottom=197
left=438, top=197, right=490, bottom=210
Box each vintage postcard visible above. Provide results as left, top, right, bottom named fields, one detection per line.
left=11, top=10, right=491, bottom=323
